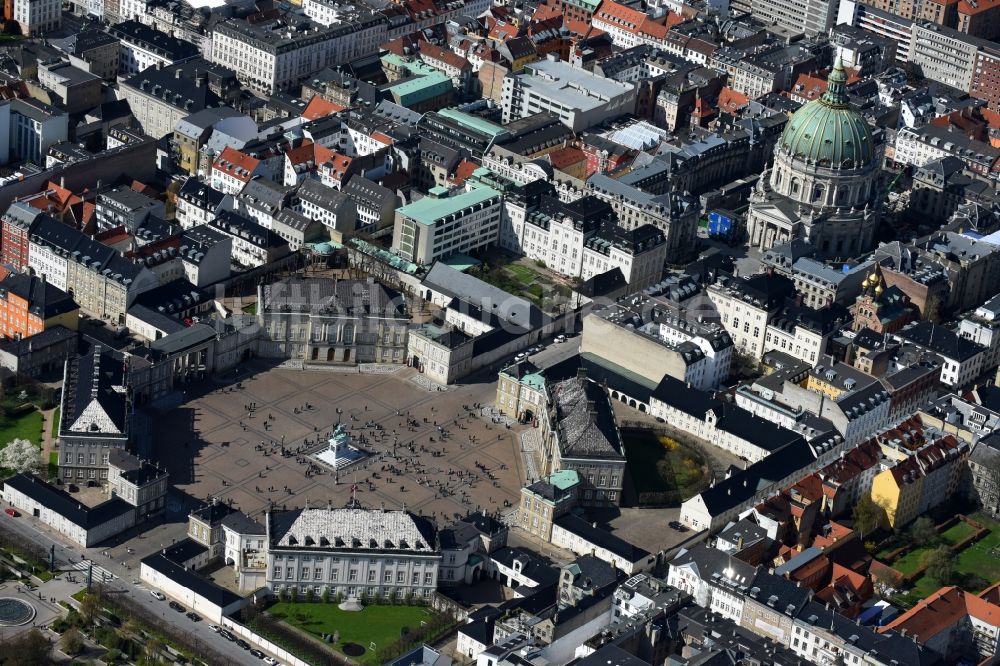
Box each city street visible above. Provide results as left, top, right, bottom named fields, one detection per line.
left=0, top=514, right=267, bottom=666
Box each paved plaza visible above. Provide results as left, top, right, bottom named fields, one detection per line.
left=151, top=363, right=525, bottom=527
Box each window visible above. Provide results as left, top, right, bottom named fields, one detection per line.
left=424, top=573, right=433, bottom=585
left=397, top=571, right=405, bottom=583
left=368, top=570, right=376, bottom=582
left=349, top=569, right=358, bottom=581
left=383, top=572, right=392, bottom=583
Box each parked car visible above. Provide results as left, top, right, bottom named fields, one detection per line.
left=250, top=649, right=265, bottom=658
left=219, top=630, right=236, bottom=642
left=236, top=639, right=251, bottom=650
left=669, top=520, right=686, bottom=531
left=262, top=658, right=279, bottom=665
left=149, top=591, right=165, bottom=601
left=4, top=508, right=18, bottom=517
left=169, top=601, right=184, bottom=612
left=514, top=352, right=527, bottom=362
left=554, top=334, right=566, bottom=343
left=186, top=612, right=200, bottom=621
left=208, top=625, right=221, bottom=633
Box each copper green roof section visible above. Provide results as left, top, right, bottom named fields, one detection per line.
left=437, top=108, right=507, bottom=139
left=777, top=58, right=874, bottom=169
left=549, top=469, right=580, bottom=490
left=396, top=184, right=501, bottom=226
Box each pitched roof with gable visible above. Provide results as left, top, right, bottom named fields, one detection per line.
left=213, top=146, right=260, bottom=183
left=301, top=96, right=345, bottom=121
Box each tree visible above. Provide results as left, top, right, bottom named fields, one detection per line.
left=1, top=629, right=52, bottom=666
left=320, top=587, right=330, bottom=604
left=79, top=593, right=100, bottom=627
left=143, top=637, right=163, bottom=664
left=60, top=627, right=83, bottom=656
left=923, top=545, right=956, bottom=584
left=853, top=496, right=884, bottom=539
left=907, top=517, right=938, bottom=546
left=0, top=438, right=42, bottom=474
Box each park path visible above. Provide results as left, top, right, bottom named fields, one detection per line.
left=39, top=406, right=56, bottom=471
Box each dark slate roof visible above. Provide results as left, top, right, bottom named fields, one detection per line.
left=122, top=59, right=231, bottom=120
left=795, top=601, right=942, bottom=666
left=670, top=542, right=756, bottom=587
left=575, top=645, right=652, bottom=666
left=140, top=552, right=242, bottom=607
left=896, top=320, right=984, bottom=362
left=423, top=262, right=545, bottom=330
left=0, top=273, right=78, bottom=319
left=2, top=474, right=133, bottom=529
left=696, top=438, right=816, bottom=516
left=545, top=353, right=658, bottom=404
left=162, top=537, right=209, bottom=564
left=178, top=177, right=228, bottom=209
left=491, top=547, right=559, bottom=587
left=576, top=267, right=627, bottom=299
left=109, top=21, right=199, bottom=61
left=260, top=277, right=407, bottom=318
left=190, top=502, right=236, bottom=524
left=0, top=325, right=76, bottom=357
left=220, top=510, right=265, bottom=535
left=746, top=569, right=811, bottom=617
left=59, top=345, right=129, bottom=437
left=551, top=376, right=624, bottom=460
left=554, top=514, right=650, bottom=561
left=564, top=554, right=623, bottom=592
left=710, top=402, right=804, bottom=453
left=651, top=374, right=720, bottom=418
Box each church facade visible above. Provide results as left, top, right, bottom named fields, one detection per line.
left=747, top=60, right=883, bottom=259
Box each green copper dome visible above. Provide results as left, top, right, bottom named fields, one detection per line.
left=778, top=59, right=874, bottom=169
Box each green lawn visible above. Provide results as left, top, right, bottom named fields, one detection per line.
left=505, top=263, right=537, bottom=285
left=241, top=303, right=257, bottom=315
left=940, top=521, right=977, bottom=546
left=268, top=603, right=436, bottom=662
left=893, top=515, right=1000, bottom=608
left=51, top=408, right=60, bottom=437
left=0, top=410, right=44, bottom=447
left=48, top=452, right=58, bottom=480
left=622, top=430, right=709, bottom=504
left=890, top=545, right=934, bottom=576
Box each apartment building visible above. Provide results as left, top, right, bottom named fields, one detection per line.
left=265, top=507, right=440, bottom=600
left=109, top=20, right=199, bottom=77
left=211, top=16, right=387, bottom=94
left=256, top=277, right=409, bottom=365
left=501, top=56, right=637, bottom=132
left=57, top=345, right=132, bottom=484
left=587, top=175, right=699, bottom=265
left=392, top=182, right=502, bottom=266
left=13, top=0, right=59, bottom=37
left=0, top=274, right=78, bottom=340
left=501, top=187, right=666, bottom=290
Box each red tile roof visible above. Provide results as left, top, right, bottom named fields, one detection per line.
left=547, top=146, right=586, bottom=170
left=593, top=0, right=671, bottom=39
left=883, top=586, right=1000, bottom=643
left=302, top=96, right=345, bottom=121
left=213, top=146, right=260, bottom=183
left=420, top=43, right=470, bottom=70
left=959, top=0, right=1000, bottom=14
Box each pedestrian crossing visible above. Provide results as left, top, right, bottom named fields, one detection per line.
left=71, top=559, right=117, bottom=583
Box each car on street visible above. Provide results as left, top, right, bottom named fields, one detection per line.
left=4, top=508, right=18, bottom=517
left=250, top=649, right=265, bottom=658
left=186, top=611, right=200, bottom=621
left=262, top=658, right=279, bottom=665
left=209, top=625, right=221, bottom=633
left=219, top=630, right=236, bottom=642
left=149, top=591, right=165, bottom=601
left=554, top=334, right=566, bottom=343
left=169, top=601, right=184, bottom=612
left=514, top=352, right=527, bottom=362
left=236, top=639, right=251, bottom=650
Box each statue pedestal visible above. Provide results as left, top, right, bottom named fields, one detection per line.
left=338, top=597, right=364, bottom=612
